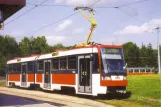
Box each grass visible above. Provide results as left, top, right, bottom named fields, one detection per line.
left=0, top=75, right=160, bottom=106
left=98, top=74, right=161, bottom=107
left=0, top=81, right=6, bottom=86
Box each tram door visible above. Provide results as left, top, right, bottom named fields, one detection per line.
left=21, top=63, right=27, bottom=87
left=78, top=55, right=92, bottom=93
left=44, top=60, right=51, bottom=88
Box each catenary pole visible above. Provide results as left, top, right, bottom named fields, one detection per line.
left=156, top=27, right=161, bottom=74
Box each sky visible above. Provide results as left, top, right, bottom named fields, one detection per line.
left=0, top=0, right=161, bottom=48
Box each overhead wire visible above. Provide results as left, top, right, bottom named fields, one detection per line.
left=111, top=0, right=148, bottom=24
left=26, top=0, right=148, bottom=24
left=5, top=0, right=149, bottom=37
left=115, top=8, right=145, bottom=23
left=5, top=0, right=148, bottom=27
left=28, top=0, right=101, bottom=35
left=98, top=0, right=148, bottom=8
left=97, top=0, right=148, bottom=24
left=28, top=12, right=77, bottom=35
left=5, top=0, right=50, bottom=26
left=26, top=3, right=75, bottom=7
left=26, top=0, right=148, bottom=8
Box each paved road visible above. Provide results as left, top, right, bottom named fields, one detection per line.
left=0, top=87, right=114, bottom=107
left=0, top=93, right=66, bottom=107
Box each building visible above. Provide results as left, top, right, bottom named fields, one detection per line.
left=0, top=0, right=26, bottom=27
left=126, top=67, right=155, bottom=75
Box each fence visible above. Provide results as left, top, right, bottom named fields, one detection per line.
left=126, top=67, right=155, bottom=75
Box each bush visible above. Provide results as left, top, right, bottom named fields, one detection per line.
left=0, top=70, right=5, bottom=76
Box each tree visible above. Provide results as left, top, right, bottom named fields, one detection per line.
left=140, top=43, right=148, bottom=67
left=0, top=35, right=20, bottom=71
left=3, top=36, right=20, bottom=59
left=0, top=52, right=7, bottom=70
left=30, top=36, right=49, bottom=54
left=19, top=37, right=30, bottom=56
left=147, top=43, right=156, bottom=67
left=123, top=42, right=140, bottom=67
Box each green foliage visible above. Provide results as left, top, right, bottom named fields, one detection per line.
left=19, top=37, right=30, bottom=56
left=123, top=42, right=159, bottom=68
left=0, top=35, right=160, bottom=70
left=0, top=35, right=20, bottom=70
left=123, top=42, right=140, bottom=67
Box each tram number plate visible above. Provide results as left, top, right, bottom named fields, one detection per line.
left=111, top=76, right=123, bottom=80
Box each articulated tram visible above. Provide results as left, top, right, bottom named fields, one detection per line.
left=6, top=45, right=127, bottom=96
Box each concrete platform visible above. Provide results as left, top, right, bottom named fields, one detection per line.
left=0, top=87, right=114, bottom=107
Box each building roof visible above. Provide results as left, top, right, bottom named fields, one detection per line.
left=0, top=0, right=26, bottom=23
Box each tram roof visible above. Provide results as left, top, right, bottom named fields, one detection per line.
left=7, top=47, right=98, bottom=64
left=7, top=55, right=38, bottom=64
left=7, top=44, right=123, bottom=64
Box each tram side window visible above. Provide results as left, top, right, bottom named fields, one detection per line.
left=37, top=61, right=43, bottom=71
left=8, top=64, right=13, bottom=72
left=16, top=63, right=21, bottom=72
left=13, top=64, right=17, bottom=72
left=52, top=58, right=59, bottom=71
left=68, top=56, right=76, bottom=69
left=93, top=54, right=99, bottom=73
left=28, top=62, right=33, bottom=72
left=59, top=57, right=67, bottom=70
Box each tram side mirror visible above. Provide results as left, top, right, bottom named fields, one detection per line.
left=123, top=63, right=127, bottom=70
left=90, top=55, right=94, bottom=61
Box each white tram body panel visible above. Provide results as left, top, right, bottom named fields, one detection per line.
left=6, top=46, right=127, bottom=96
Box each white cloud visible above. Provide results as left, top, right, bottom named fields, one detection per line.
left=55, top=19, right=72, bottom=32
left=72, top=28, right=84, bottom=34
left=55, top=0, right=118, bottom=6
left=10, top=31, right=25, bottom=37
left=116, top=19, right=161, bottom=35
left=46, top=35, right=66, bottom=45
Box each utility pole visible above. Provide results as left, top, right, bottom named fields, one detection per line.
left=156, top=27, right=161, bottom=74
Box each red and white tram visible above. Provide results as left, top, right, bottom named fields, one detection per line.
left=6, top=45, right=127, bottom=96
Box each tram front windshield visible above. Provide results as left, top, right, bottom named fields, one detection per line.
left=100, top=48, right=125, bottom=74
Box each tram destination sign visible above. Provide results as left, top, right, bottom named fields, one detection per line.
left=52, top=52, right=59, bottom=56
left=101, top=48, right=121, bottom=54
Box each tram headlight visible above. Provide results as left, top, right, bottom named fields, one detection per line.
left=102, top=76, right=111, bottom=80
left=105, top=76, right=111, bottom=80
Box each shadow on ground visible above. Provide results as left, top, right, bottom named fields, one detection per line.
left=9, top=86, right=131, bottom=101
left=0, top=93, right=66, bottom=107
left=42, top=88, right=131, bottom=101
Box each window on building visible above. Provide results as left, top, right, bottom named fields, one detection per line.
left=37, top=61, right=43, bottom=71
left=59, top=57, right=67, bottom=70
left=68, top=56, right=76, bottom=69
left=52, top=58, right=59, bottom=71
left=28, top=62, right=33, bottom=72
